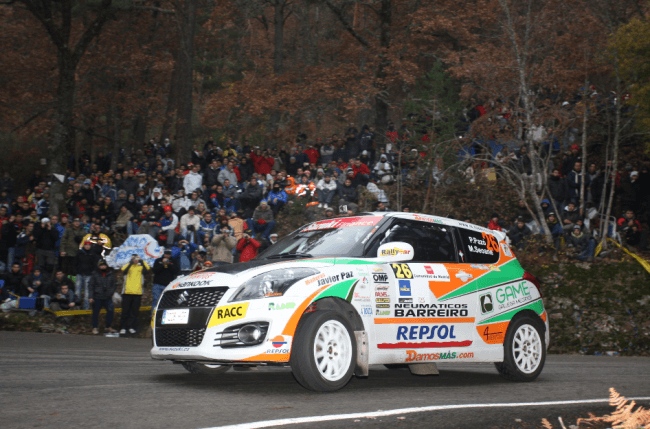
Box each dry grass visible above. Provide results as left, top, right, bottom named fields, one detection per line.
left=577, top=388, right=650, bottom=429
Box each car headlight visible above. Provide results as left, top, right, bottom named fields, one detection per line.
left=229, top=268, right=320, bottom=302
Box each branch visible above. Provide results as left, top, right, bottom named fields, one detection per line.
left=71, top=0, right=114, bottom=66
left=322, top=0, right=370, bottom=48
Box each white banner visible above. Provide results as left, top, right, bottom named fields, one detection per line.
left=105, top=234, right=164, bottom=269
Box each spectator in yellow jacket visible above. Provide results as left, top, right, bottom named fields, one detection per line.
left=119, top=254, right=150, bottom=335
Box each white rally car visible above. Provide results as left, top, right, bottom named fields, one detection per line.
left=151, top=212, right=549, bottom=391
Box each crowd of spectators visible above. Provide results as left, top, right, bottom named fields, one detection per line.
left=0, top=123, right=420, bottom=332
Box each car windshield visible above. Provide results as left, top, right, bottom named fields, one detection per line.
left=259, top=216, right=384, bottom=259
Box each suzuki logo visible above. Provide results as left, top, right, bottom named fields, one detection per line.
left=177, top=291, right=189, bottom=305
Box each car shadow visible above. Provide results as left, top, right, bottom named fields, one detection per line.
left=150, top=365, right=548, bottom=394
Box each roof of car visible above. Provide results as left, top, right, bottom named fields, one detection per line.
left=357, top=211, right=506, bottom=240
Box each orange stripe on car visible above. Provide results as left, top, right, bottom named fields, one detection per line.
left=374, top=317, right=475, bottom=324
left=476, top=321, right=509, bottom=344
left=281, top=283, right=332, bottom=337
left=241, top=352, right=291, bottom=362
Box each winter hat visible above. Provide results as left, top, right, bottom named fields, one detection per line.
left=570, top=145, right=579, bottom=151
left=260, top=200, right=268, bottom=205
left=164, top=206, right=173, bottom=213
left=541, top=199, right=550, bottom=205
left=41, top=217, right=50, bottom=223
left=630, top=171, right=639, bottom=178
left=362, top=150, right=368, bottom=156
left=317, top=168, right=324, bottom=173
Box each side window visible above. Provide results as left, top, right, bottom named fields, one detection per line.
left=457, top=228, right=500, bottom=264
left=375, top=221, right=457, bottom=263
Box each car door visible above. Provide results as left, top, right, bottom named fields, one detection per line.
left=455, top=226, right=508, bottom=350
left=367, top=219, right=478, bottom=363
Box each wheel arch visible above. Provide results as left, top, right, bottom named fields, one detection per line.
left=510, top=309, right=546, bottom=333
left=309, top=297, right=365, bottom=331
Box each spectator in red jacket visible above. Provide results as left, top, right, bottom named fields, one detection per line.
left=250, top=149, right=275, bottom=176
left=351, top=158, right=370, bottom=186
left=303, top=145, right=319, bottom=165
left=236, top=228, right=261, bottom=263
left=487, top=213, right=503, bottom=231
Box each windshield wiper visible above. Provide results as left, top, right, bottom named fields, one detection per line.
left=266, top=253, right=313, bottom=260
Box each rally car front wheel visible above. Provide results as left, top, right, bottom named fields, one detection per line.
left=181, top=362, right=232, bottom=374
left=291, top=311, right=357, bottom=392
left=495, top=315, right=546, bottom=381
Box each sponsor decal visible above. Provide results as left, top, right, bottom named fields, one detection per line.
left=471, top=264, right=489, bottom=270
left=405, top=350, right=473, bottom=362
left=157, top=347, right=190, bottom=352
left=373, top=268, right=385, bottom=272
left=207, top=303, right=249, bottom=327
left=317, top=271, right=354, bottom=287
left=376, top=304, right=390, bottom=308
left=267, top=335, right=291, bottom=354
left=360, top=305, right=373, bottom=317
left=177, top=280, right=211, bottom=288
left=360, top=276, right=369, bottom=289
left=399, top=279, right=411, bottom=297
left=455, top=271, right=473, bottom=282
left=305, top=273, right=326, bottom=285
left=187, top=272, right=213, bottom=280
left=394, top=303, right=469, bottom=318
left=399, top=298, right=413, bottom=304
left=480, top=293, right=494, bottom=315
left=375, top=298, right=390, bottom=303
left=417, top=297, right=426, bottom=304
left=480, top=325, right=505, bottom=344
left=353, top=291, right=370, bottom=301
left=378, top=340, right=472, bottom=349
left=376, top=309, right=390, bottom=316
left=500, top=242, right=513, bottom=257
left=373, top=273, right=389, bottom=283
left=375, top=285, right=389, bottom=292
left=495, top=282, right=531, bottom=310
left=375, top=291, right=389, bottom=297
left=381, top=247, right=412, bottom=257
left=413, top=214, right=443, bottom=224
left=414, top=264, right=450, bottom=281
left=271, top=335, right=287, bottom=348
left=301, top=216, right=382, bottom=232
left=391, top=263, right=413, bottom=279
left=268, top=302, right=295, bottom=311
left=396, top=325, right=457, bottom=341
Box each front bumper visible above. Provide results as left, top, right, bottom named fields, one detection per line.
left=150, top=287, right=294, bottom=364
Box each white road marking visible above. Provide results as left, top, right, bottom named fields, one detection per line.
left=201, top=397, right=650, bottom=429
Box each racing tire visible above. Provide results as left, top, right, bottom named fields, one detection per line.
left=181, top=362, right=232, bottom=375
left=290, top=311, right=357, bottom=392
left=495, top=315, right=546, bottom=382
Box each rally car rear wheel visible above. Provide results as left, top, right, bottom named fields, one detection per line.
left=181, top=362, right=232, bottom=374
left=495, top=315, right=546, bottom=381
left=291, top=311, right=357, bottom=392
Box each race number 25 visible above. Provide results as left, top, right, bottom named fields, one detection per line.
left=391, top=263, right=413, bottom=279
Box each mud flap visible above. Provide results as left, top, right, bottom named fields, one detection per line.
left=354, top=331, right=369, bottom=377
left=409, top=363, right=439, bottom=375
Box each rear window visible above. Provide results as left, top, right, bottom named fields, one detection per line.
left=457, top=228, right=500, bottom=264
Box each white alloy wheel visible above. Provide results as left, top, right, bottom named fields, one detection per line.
left=512, top=324, right=542, bottom=374
left=313, top=320, right=353, bottom=382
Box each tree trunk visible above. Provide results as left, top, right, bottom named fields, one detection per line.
left=110, top=104, right=122, bottom=171
left=49, top=54, right=77, bottom=216
left=160, top=55, right=180, bottom=146
left=175, top=0, right=199, bottom=165
left=602, top=71, right=623, bottom=246
left=374, top=0, right=392, bottom=136
left=579, top=81, right=588, bottom=215
left=266, top=0, right=287, bottom=138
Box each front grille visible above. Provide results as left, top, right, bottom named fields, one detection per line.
left=158, top=287, right=227, bottom=309
left=156, top=328, right=206, bottom=347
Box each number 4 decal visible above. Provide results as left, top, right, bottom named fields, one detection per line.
left=391, top=263, right=413, bottom=279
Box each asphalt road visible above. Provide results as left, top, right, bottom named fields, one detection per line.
left=1, top=331, right=649, bottom=429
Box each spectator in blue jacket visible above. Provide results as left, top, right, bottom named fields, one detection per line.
left=197, top=212, right=217, bottom=246
left=173, top=240, right=198, bottom=276
left=546, top=211, right=563, bottom=261
left=266, top=183, right=287, bottom=215
left=151, top=206, right=178, bottom=246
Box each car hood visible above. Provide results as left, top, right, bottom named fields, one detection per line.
left=170, top=258, right=338, bottom=290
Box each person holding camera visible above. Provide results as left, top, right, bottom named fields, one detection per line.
left=209, top=223, right=236, bottom=266
left=34, top=217, right=60, bottom=279
left=152, top=250, right=179, bottom=314
left=119, top=254, right=150, bottom=335
left=236, top=228, right=260, bottom=263
left=89, top=260, right=117, bottom=334
left=180, top=206, right=201, bottom=243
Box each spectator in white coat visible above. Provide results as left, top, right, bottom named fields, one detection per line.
left=179, top=206, right=201, bottom=243
left=183, top=164, right=203, bottom=194
left=316, top=174, right=338, bottom=209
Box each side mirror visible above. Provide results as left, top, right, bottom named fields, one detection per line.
left=376, top=242, right=414, bottom=262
